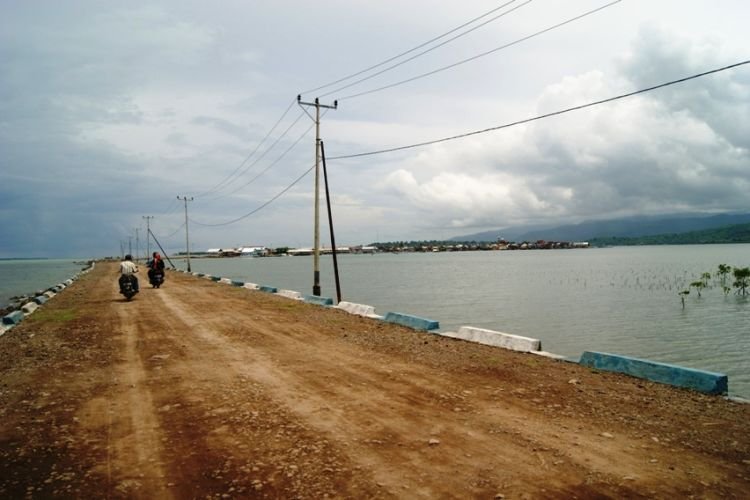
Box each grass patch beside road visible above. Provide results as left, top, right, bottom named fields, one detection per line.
left=27, top=308, right=77, bottom=323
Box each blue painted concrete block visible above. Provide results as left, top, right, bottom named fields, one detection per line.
left=579, top=351, right=728, bottom=395
left=258, top=285, right=278, bottom=293
left=33, top=296, right=48, bottom=305
left=303, top=295, right=334, bottom=306
left=2, top=310, right=24, bottom=326
left=383, top=312, right=439, bottom=331
left=231, top=280, right=245, bottom=287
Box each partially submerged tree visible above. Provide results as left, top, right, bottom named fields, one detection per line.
left=690, top=280, right=705, bottom=298
left=679, top=289, right=690, bottom=308
left=733, top=267, right=750, bottom=296
left=717, top=264, right=732, bottom=282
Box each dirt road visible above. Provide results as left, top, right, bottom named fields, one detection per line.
left=1, top=262, right=748, bottom=498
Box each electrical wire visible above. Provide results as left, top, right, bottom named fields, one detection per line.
left=319, top=0, right=532, bottom=99
left=204, top=110, right=307, bottom=201
left=195, top=98, right=299, bottom=198
left=223, top=121, right=316, bottom=197
left=338, top=0, right=622, bottom=101
left=189, top=163, right=316, bottom=227
left=301, top=0, right=521, bottom=96
left=174, top=60, right=750, bottom=228
left=330, top=59, right=750, bottom=160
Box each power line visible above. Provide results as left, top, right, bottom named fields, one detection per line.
left=222, top=120, right=316, bottom=197
left=330, top=59, right=750, bottom=160
left=204, top=110, right=307, bottom=200
left=338, top=0, right=622, bottom=101
left=319, top=0, right=532, bottom=99
left=301, top=0, right=522, bottom=96
left=185, top=60, right=749, bottom=228
left=195, top=98, right=300, bottom=198
left=189, top=164, right=316, bottom=227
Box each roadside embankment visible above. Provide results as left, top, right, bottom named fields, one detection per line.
left=0, top=261, right=94, bottom=336
left=0, top=261, right=749, bottom=498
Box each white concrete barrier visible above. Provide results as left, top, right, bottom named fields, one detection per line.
left=21, top=302, right=39, bottom=316
left=276, top=290, right=303, bottom=300
left=243, top=283, right=260, bottom=290
left=441, top=326, right=542, bottom=352
left=336, top=301, right=383, bottom=319
left=43, top=291, right=56, bottom=299
left=219, top=278, right=233, bottom=285
left=530, top=350, right=569, bottom=360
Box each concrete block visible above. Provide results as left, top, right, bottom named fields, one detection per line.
left=258, top=285, right=277, bottom=293
left=43, top=291, right=56, bottom=299
left=530, top=350, right=570, bottom=361
left=304, top=295, right=334, bottom=306
left=0, top=325, right=9, bottom=337
left=210, top=276, right=222, bottom=282
left=383, top=312, right=439, bottom=331
left=21, top=302, right=39, bottom=315
left=33, top=295, right=48, bottom=305
left=449, top=326, right=542, bottom=352
left=231, top=280, right=245, bottom=287
left=579, top=351, right=728, bottom=395
left=336, top=301, right=378, bottom=317
left=3, top=310, right=24, bottom=326
left=219, top=278, right=233, bottom=285
left=276, top=290, right=303, bottom=300
left=243, top=283, right=260, bottom=290
left=64, top=279, right=73, bottom=286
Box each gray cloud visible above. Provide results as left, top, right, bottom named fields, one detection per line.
left=1, top=1, right=749, bottom=257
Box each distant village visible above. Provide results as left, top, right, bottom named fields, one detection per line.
left=183, top=239, right=590, bottom=258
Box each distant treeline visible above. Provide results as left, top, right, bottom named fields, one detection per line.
left=590, top=223, right=750, bottom=247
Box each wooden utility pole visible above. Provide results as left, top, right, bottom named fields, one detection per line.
left=177, top=196, right=194, bottom=272
left=297, top=95, right=337, bottom=296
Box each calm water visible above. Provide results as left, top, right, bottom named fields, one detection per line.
left=0, top=259, right=87, bottom=305
left=188, top=245, right=750, bottom=399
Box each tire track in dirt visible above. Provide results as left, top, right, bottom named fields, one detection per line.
left=154, top=280, right=663, bottom=497
left=103, top=289, right=173, bottom=498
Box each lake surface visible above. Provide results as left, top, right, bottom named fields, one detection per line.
left=188, top=245, right=750, bottom=399
left=0, top=259, right=87, bottom=305
left=1, top=248, right=747, bottom=398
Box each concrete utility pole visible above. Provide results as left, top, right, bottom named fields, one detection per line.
left=177, top=196, right=194, bottom=272
left=134, top=228, right=140, bottom=263
left=297, top=95, right=337, bottom=296
left=143, top=215, right=154, bottom=259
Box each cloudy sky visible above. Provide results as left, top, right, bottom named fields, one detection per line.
left=1, top=0, right=749, bottom=258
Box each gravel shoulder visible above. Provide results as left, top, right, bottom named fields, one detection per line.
left=1, top=261, right=749, bottom=498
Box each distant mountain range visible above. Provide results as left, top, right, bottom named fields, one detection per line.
left=450, top=213, right=750, bottom=243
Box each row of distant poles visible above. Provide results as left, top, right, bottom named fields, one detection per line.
left=119, top=214, right=175, bottom=269
left=175, top=95, right=342, bottom=301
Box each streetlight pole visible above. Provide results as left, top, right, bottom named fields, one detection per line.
left=177, top=196, right=194, bottom=272
left=298, top=95, right=337, bottom=296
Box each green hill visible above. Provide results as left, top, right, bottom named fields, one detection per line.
left=590, top=223, right=750, bottom=246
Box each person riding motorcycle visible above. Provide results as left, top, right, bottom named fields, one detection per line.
left=118, top=254, right=139, bottom=293
left=147, top=252, right=165, bottom=285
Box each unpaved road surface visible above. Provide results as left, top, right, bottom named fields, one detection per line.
left=1, top=262, right=749, bottom=499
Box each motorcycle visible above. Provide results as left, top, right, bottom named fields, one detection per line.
left=149, top=269, right=164, bottom=288
left=119, top=274, right=139, bottom=300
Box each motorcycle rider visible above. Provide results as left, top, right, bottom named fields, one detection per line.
left=118, top=254, right=139, bottom=293
left=147, top=252, right=165, bottom=283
